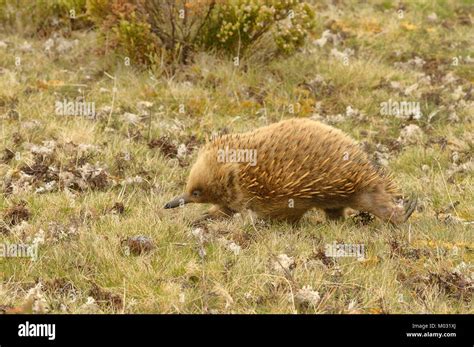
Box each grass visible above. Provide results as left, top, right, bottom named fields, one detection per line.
left=0, top=0, right=472, bottom=314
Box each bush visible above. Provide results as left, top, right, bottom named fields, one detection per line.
left=144, top=0, right=217, bottom=65
left=87, top=0, right=316, bottom=67
left=87, top=0, right=161, bottom=66
left=201, top=0, right=316, bottom=56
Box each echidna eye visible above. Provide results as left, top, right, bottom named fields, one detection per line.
left=192, top=190, right=201, bottom=197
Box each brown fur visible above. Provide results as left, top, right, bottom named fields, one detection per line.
left=167, top=118, right=415, bottom=225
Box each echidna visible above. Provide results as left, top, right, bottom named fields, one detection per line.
left=164, top=118, right=416, bottom=224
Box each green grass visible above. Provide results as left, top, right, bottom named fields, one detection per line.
left=0, top=0, right=472, bottom=314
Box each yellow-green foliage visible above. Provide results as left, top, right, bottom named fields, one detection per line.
left=114, top=15, right=160, bottom=66
left=273, top=2, right=315, bottom=54
left=201, top=0, right=316, bottom=55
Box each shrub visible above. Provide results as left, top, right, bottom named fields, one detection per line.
left=201, top=0, right=316, bottom=56
left=144, top=0, right=217, bottom=65
left=87, top=0, right=161, bottom=66
left=87, top=0, right=316, bottom=67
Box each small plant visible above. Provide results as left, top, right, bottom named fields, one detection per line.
left=201, top=0, right=316, bottom=56
left=87, top=0, right=161, bottom=65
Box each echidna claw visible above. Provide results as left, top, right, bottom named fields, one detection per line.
left=403, top=196, right=417, bottom=222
